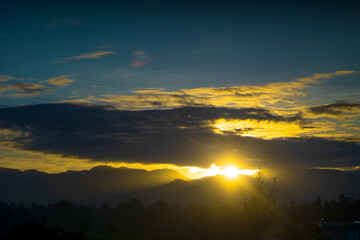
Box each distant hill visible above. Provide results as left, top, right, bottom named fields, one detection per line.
left=269, top=166, right=360, bottom=203
left=1, top=166, right=360, bottom=205
left=127, top=167, right=360, bottom=205
left=129, top=175, right=250, bottom=205
left=0, top=166, right=188, bottom=205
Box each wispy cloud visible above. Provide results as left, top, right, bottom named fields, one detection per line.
left=0, top=83, right=53, bottom=95
left=0, top=75, right=14, bottom=82
left=131, top=50, right=151, bottom=68
left=59, top=95, right=96, bottom=104
left=8, top=83, right=53, bottom=98
left=0, top=75, right=74, bottom=97
left=64, top=51, right=116, bottom=61
left=46, top=77, right=74, bottom=86
left=0, top=85, right=12, bottom=93
left=0, top=75, right=26, bottom=82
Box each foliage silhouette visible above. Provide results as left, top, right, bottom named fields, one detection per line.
left=238, top=169, right=276, bottom=239
left=0, top=192, right=359, bottom=239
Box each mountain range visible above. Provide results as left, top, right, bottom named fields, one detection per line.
left=1, top=165, right=360, bottom=206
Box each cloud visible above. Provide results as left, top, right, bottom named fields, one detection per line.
left=131, top=50, right=151, bottom=68
left=0, top=75, right=14, bottom=82
left=308, top=101, right=360, bottom=116
left=0, top=103, right=359, bottom=171
left=0, top=83, right=53, bottom=97
left=0, top=75, right=26, bottom=82
left=209, top=118, right=324, bottom=140
left=334, top=70, right=356, bottom=75
left=64, top=51, right=116, bottom=61
left=0, top=75, right=73, bottom=98
left=58, top=95, right=96, bottom=104
left=57, top=70, right=360, bottom=144
left=46, top=19, right=82, bottom=29
left=97, top=71, right=356, bottom=110
left=0, top=71, right=358, bottom=171
left=46, top=77, right=74, bottom=86
left=0, top=85, right=12, bottom=93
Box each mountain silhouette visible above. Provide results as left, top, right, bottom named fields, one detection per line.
left=0, top=166, right=187, bottom=205
left=269, top=166, right=360, bottom=203
left=126, top=167, right=360, bottom=205
left=1, top=166, right=360, bottom=205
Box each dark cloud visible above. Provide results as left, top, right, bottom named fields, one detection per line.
left=0, top=103, right=358, bottom=168
left=308, top=101, right=360, bottom=115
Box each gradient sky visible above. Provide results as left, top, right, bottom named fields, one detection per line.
left=0, top=0, right=360, bottom=177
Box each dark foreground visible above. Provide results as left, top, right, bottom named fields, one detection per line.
left=0, top=193, right=360, bottom=240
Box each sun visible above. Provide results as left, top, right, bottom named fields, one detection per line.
left=183, top=163, right=259, bottom=179
left=222, top=166, right=240, bottom=178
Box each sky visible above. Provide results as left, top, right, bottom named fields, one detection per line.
left=0, top=0, right=360, bottom=178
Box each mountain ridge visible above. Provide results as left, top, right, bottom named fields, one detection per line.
left=1, top=165, right=360, bottom=205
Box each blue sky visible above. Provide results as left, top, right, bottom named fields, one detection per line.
left=1, top=0, right=360, bottom=105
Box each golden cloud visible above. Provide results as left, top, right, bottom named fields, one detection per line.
left=46, top=76, right=74, bottom=86
left=96, top=70, right=355, bottom=110
left=0, top=83, right=53, bottom=97
left=208, top=118, right=336, bottom=139
left=65, top=51, right=116, bottom=60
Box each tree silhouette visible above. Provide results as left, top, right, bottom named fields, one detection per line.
left=239, top=167, right=277, bottom=239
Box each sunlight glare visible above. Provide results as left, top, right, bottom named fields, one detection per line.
left=185, top=163, right=259, bottom=179
left=223, top=166, right=239, bottom=178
